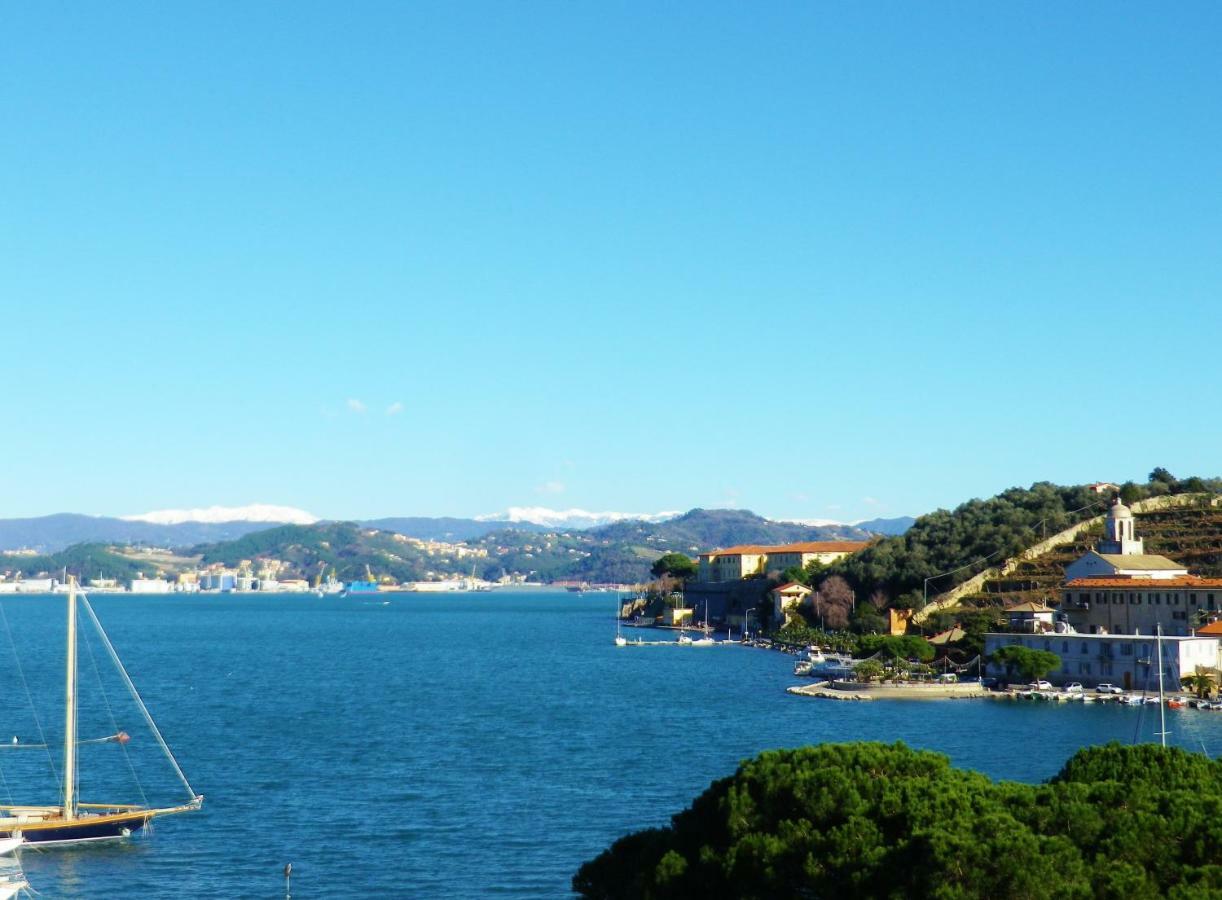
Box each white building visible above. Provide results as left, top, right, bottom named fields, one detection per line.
left=130, top=578, right=172, bottom=593
left=984, top=631, right=1219, bottom=691
left=1061, top=498, right=1222, bottom=636
left=1064, top=499, right=1188, bottom=581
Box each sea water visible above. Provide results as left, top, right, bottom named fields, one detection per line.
left=3, top=590, right=1221, bottom=898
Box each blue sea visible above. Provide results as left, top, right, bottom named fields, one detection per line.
left=2, top=589, right=1221, bottom=898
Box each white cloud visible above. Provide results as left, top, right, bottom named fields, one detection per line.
left=386, top=401, right=404, bottom=416
left=347, top=398, right=367, bottom=414
left=777, top=517, right=846, bottom=527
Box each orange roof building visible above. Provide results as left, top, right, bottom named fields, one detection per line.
left=696, top=541, right=870, bottom=583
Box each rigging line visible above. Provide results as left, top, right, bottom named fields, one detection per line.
left=79, top=610, right=149, bottom=808
left=79, top=595, right=199, bottom=802
left=924, top=500, right=1108, bottom=588
left=0, top=599, right=60, bottom=791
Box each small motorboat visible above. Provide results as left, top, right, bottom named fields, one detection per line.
left=1167, top=698, right=1186, bottom=709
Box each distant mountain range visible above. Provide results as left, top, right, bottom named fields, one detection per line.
left=854, top=516, right=916, bottom=536
left=0, top=506, right=915, bottom=584
left=0, top=514, right=286, bottom=554
left=0, top=507, right=914, bottom=557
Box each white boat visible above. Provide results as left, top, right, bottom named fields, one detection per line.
left=676, top=633, right=693, bottom=645
left=0, top=838, right=20, bottom=855
left=0, top=878, right=27, bottom=900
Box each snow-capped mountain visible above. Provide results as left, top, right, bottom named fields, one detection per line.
left=476, top=507, right=682, bottom=530
left=121, top=504, right=319, bottom=525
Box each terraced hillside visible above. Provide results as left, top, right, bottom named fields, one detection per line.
left=958, top=502, right=1222, bottom=610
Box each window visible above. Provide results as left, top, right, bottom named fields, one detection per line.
left=1081, top=643, right=1088, bottom=654
left=1062, top=641, right=1069, bottom=653
left=1121, top=644, right=1133, bottom=656
left=1043, top=639, right=1051, bottom=650
left=1114, top=596, right=1122, bottom=605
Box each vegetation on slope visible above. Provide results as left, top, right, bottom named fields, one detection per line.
left=829, top=471, right=1222, bottom=608
left=574, top=741, right=1222, bottom=899
left=0, top=543, right=153, bottom=581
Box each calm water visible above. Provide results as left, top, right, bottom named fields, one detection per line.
left=2, top=590, right=1221, bottom=898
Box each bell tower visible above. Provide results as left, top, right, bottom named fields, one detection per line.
left=1097, top=497, right=1143, bottom=555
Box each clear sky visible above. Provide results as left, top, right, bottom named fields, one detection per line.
left=3, top=3, right=1221, bottom=523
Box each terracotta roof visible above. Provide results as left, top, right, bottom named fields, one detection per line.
left=928, top=626, right=966, bottom=645
left=773, top=581, right=811, bottom=593
left=767, top=542, right=871, bottom=554
left=1196, top=620, right=1222, bottom=636
left=705, top=545, right=772, bottom=557
left=1065, top=577, right=1222, bottom=589
left=704, top=541, right=869, bottom=557
left=1005, top=601, right=1054, bottom=613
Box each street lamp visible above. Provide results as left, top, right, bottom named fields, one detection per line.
left=743, top=608, right=755, bottom=642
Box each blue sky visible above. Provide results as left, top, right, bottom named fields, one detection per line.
left=3, top=3, right=1221, bottom=523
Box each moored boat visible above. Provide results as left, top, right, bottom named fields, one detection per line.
left=0, top=579, right=202, bottom=846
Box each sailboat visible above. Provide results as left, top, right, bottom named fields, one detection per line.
left=0, top=579, right=202, bottom=845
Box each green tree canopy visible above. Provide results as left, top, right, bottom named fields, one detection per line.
left=574, top=742, right=1222, bottom=899
left=649, top=553, right=697, bottom=580
left=991, top=645, right=1060, bottom=681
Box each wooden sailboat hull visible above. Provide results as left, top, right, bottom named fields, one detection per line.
left=0, top=799, right=200, bottom=846
left=6, top=814, right=148, bottom=845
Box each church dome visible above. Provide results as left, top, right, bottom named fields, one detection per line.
left=1108, top=499, right=1133, bottom=518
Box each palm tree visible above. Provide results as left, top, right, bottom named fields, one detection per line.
left=1180, top=671, right=1216, bottom=699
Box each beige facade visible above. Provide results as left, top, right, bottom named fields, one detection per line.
left=770, top=581, right=812, bottom=625
left=1063, top=579, right=1222, bottom=637
left=697, top=541, right=869, bottom=583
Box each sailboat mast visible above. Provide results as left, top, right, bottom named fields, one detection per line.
left=63, top=578, right=79, bottom=819
left=1156, top=624, right=1167, bottom=748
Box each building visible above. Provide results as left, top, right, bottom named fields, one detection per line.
left=984, top=631, right=1219, bottom=691
left=696, top=541, right=869, bottom=583
left=770, top=581, right=812, bottom=626
left=1061, top=498, right=1222, bottom=636
left=1064, top=499, right=1187, bottom=581
left=1003, top=600, right=1056, bottom=633
left=130, top=577, right=171, bottom=593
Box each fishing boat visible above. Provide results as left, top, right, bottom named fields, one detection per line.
left=0, top=579, right=202, bottom=845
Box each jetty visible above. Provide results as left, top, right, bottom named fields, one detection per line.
left=788, top=680, right=990, bottom=701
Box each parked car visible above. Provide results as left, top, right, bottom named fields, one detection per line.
left=1028, top=680, right=1053, bottom=691
left=1095, top=683, right=1124, bottom=694
left=1063, top=682, right=1084, bottom=693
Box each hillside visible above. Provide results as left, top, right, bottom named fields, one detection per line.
left=957, top=500, right=1222, bottom=609
left=0, top=543, right=164, bottom=582
left=585, top=508, right=874, bottom=553
left=0, top=513, right=294, bottom=554
left=360, top=517, right=551, bottom=541
left=828, top=472, right=1222, bottom=608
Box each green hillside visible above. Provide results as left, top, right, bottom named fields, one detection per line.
left=828, top=471, right=1222, bottom=609
left=958, top=500, right=1222, bottom=610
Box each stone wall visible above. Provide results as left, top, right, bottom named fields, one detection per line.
left=911, top=493, right=1218, bottom=624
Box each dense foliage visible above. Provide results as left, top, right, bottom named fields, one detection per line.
left=0, top=543, right=151, bottom=581
left=991, top=645, right=1061, bottom=682
left=831, top=475, right=1221, bottom=605
left=649, top=553, right=697, bottom=580
left=574, top=741, right=1222, bottom=899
